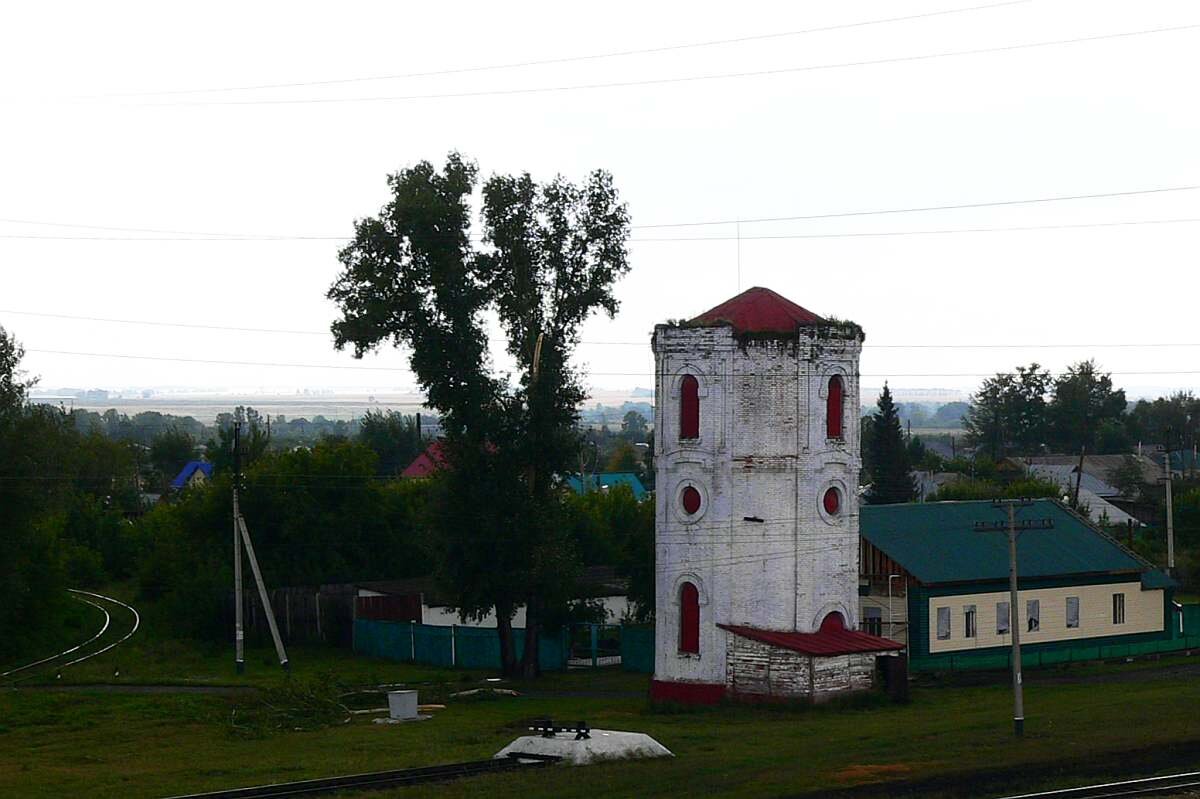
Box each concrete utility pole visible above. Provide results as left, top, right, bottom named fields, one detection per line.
left=237, top=515, right=289, bottom=671
left=231, top=420, right=289, bottom=672
left=975, top=499, right=1054, bottom=737
left=1164, top=451, right=1175, bottom=574
left=1004, top=502, right=1024, bottom=737
left=233, top=421, right=245, bottom=675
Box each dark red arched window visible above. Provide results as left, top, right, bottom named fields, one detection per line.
left=826, top=375, right=844, bottom=440
left=681, top=486, right=702, bottom=515
left=823, top=487, right=840, bottom=515
left=680, top=582, right=700, bottom=654
left=820, top=611, right=846, bottom=632
left=680, top=374, right=699, bottom=440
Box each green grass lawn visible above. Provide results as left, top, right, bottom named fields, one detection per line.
left=40, top=636, right=470, bottom=689
left=4, top=656, right=1200, bottom=799
left=0, top=596, right=107, bottom=674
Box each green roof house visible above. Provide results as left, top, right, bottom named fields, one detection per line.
left=858, top=499, right=1179, bottom=672
left=565, top=472, right=647, bottom=501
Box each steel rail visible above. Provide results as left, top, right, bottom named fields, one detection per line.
left=1, top=595, right=111, bottom=678
left=57, top=589, right=141, bottom=669
left=162, top=754, right=559, bottom=798
left=3, top=590, right=140, bottom=685
left=995, top=770, right=1200, bottom=798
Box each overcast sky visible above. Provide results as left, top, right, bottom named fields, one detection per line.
left=2, top=0, right=1197, bottom=400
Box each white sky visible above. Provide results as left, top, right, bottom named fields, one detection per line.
left=1, top=0, right=1197, bottom=401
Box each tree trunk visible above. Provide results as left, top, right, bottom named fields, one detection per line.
left=495, top=601, right=518, bottom=677
left=520, top=595, right=541, bottom=679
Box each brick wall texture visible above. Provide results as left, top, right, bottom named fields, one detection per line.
left=652, top=321, right=870, bottom=699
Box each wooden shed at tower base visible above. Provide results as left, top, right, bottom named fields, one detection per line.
left=650, top=613, right=904, bottom=705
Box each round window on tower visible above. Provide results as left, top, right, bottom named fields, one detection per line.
left=822, top=487, right=841, bottom=516
left=681, top=486, right=702, bottom=515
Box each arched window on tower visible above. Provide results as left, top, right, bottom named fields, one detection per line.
left=680, top=375, right=700, bottom=440
left=826, top=375, right=844, bottom=440
left=679, top=582, right=700, bottom=653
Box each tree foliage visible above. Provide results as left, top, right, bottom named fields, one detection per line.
left=1047, top=360, right=1126, bottom=453
left=357, top=409, right=422, bottom=476
left=327, top=153, right=630, bottom=676
left=0, top=327, right=142, bottom=659
left=1127, top=391, right=1200, bottom=450
left=867, top=384, right=915, bottom=504
left=962, top=364, right=1051, bottom=459
left=927, top=477, right=1063, bottom=502
left=150, top=427, right=196, bottom=487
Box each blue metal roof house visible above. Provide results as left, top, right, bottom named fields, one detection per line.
left=171, top=461, right=213, bottom=490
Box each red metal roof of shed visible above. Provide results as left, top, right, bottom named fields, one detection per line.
left=400, top=440, right=447, bottom=478
left=719, top=623, right=904, bottom=656
left=689, top=286, right=824, bottom=334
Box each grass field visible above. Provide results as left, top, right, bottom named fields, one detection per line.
left=4, top=646, right=1200, bottom=799
left=0, top=595, right=106, bottom=674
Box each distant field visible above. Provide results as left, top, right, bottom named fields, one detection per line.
left=35, top=394, right=431, bottom=423
left=36, top=389, right=653, bottom=424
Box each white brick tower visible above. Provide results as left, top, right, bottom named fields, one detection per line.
left=650, top=287, right=897, bottom=704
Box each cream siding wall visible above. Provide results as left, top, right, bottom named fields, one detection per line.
left=927, top=582, right=1163, bottom=654
left=861, top=592, right=908, bottom=646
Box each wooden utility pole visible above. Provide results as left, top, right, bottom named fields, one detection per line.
left=975, top=499, right=1054, bottom=737
left=233, top=421, right=245, bottom=674
left=1071, top=445, right=1086, bottom=510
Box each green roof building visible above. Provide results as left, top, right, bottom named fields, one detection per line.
left=858, top=499, right=1179, bottom=672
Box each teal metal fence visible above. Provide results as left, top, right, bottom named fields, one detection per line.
left=909, top=635, right=1200, bottom=673
left=353, top=619, right=568, bottom=671
left=1182, top=604, right=1200, bottom=637
left=621, top=625, right=654, bottom=673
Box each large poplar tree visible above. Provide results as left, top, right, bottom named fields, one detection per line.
left=327, top=154, right=630, bottom=677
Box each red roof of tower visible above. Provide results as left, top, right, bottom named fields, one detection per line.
left=689, top=286, right=824, bottom=334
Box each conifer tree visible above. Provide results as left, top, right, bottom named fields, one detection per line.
left=867, top=383, right=915, bottom=505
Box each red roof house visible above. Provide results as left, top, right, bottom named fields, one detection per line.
left=401, top=440, right=448, bottom=478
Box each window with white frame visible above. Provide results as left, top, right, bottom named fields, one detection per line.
left=936, top=607, right=951, bottom=640
left=996, top=601, right=1010, bottom=635
left=964, top=605, right=977, bottom=638
left=1027, top=599, right=1040, bottom=632
left=1113, top=593, right=1126, bottom=625
left=1066, top=596, right=1080, bottom=629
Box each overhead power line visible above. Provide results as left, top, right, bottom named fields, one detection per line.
left=7, top=308, right=1200, bottom=351
left=1, top=185, right=1193, bottom=240
left=87, top=1, right=1029, bottom=98
left=3, top=215, right=1198, bottom=243
left=22, top=348, right=1200, bottom=379
left=0, top=309, right=327, bottom=336
left=632, top=186, right=1200, bottom=230
left=133, top=23, right=1200, bottom=107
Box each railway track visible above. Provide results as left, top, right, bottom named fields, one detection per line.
left=996, top=770, right=1200, bottom=798
left=162, top=753, right=560, bottom=798
left=2, top=589, right=140, bottom=686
